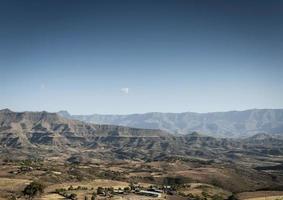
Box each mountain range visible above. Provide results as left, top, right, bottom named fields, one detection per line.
left=58, top=109, right=283, bottom=138
left=1, top=109, right=283, bottom=162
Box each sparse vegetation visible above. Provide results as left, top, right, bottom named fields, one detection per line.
left=0, top=110, right=283, bottom=200
left=22, top=181, right=45, bottom=199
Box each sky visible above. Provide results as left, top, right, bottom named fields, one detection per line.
left=0, top=0, right=283, bottom=115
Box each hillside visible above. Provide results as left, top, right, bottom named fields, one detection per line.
left=1, top=109, right=283, bottom=162
left=58, top=109, right=283, bottom=138
left=0, top=109, right=168, bottom=151
left=1, top=109, right=283, bottom=197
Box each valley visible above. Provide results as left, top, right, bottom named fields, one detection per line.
left=0, top=109, right=283, bottom=199
left=1, top=156, right=283, bottom=200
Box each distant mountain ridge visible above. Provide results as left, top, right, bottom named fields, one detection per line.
left=58, top=109, right=283, bottom=138
left=1, top=109, right=283, bottom=161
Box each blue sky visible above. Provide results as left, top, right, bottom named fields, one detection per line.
left=0, top=0, right=283, bottom=114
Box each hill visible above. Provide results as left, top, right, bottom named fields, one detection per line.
left=1, top=109, right=283, bottom=162
left=1, top=109, right=283, bottom=196
left=0, top=109, right=168, bottom=153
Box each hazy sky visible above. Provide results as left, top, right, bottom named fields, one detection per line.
left=0, top=0, right=282, bottom=114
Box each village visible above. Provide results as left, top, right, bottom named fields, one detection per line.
left=54, top=182, right=177, bottom=200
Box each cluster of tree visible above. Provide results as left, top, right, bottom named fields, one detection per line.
left=178, top=192, right=238, bottom=200
left=227, top=194, right=239, bottom=200
left=97, top=186, right=113, bottom=195
left=84, top=193, right=97, bottom=200
left=64, top=193, right=77, bottom=200
left=17, top=159, right=44, bottom=173
left=162, top=176, right=188, bottom=186
left=179, top=193, right=224, bottom=200
left=22, top=181, right=45, bottom=199
left=97, top=170, right=124, bottom=180
left=67, top=185, right=89, bottom=190
left=55, top=186, right=102, bottom=200
left=54, top=189, right=77, bottom=200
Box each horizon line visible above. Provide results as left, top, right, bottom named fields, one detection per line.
left=1, top=107, right=283, bottom=116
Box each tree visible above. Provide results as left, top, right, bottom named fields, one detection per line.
left=91, top=193, right=97, bottom=200
left=22, top=181, right=45, bottom=199
left=97, top=187, right=104, bottom=195
left=212, top=194, right=224, bottom=200
left=202, top=191, right=209, bottom=198
left=69, top=193, right=77, bottom=200
left=107, top=187, right=114, bottom=194
left=68, top=185, right=74, bottom=190
left=227, top=194, right=238, bottom=200
left=129, top=182, right=135, bottom=190
left=123, top=187, right=130, bottom=192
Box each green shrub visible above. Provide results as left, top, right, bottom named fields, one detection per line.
left=22, top=181, right=45, bottom=199
left=97, top=187, right=104, bottom=195
left=227, top=194, right=238, bottom=200
left=69, top=193, right=77, bottom=200
left=212, top=194, right=224, bottom=200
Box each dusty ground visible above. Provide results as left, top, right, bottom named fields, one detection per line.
left=238, top=191, right=283, bottom=200
left=244, top=196, right=283, bottom=200
left=36, top=194, right=65, bottom=200
left=45, top=179, right=131, bottom=192
left=0, top=178, right=31, bottom=192
left=0, top=157, right=282, bottom=200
